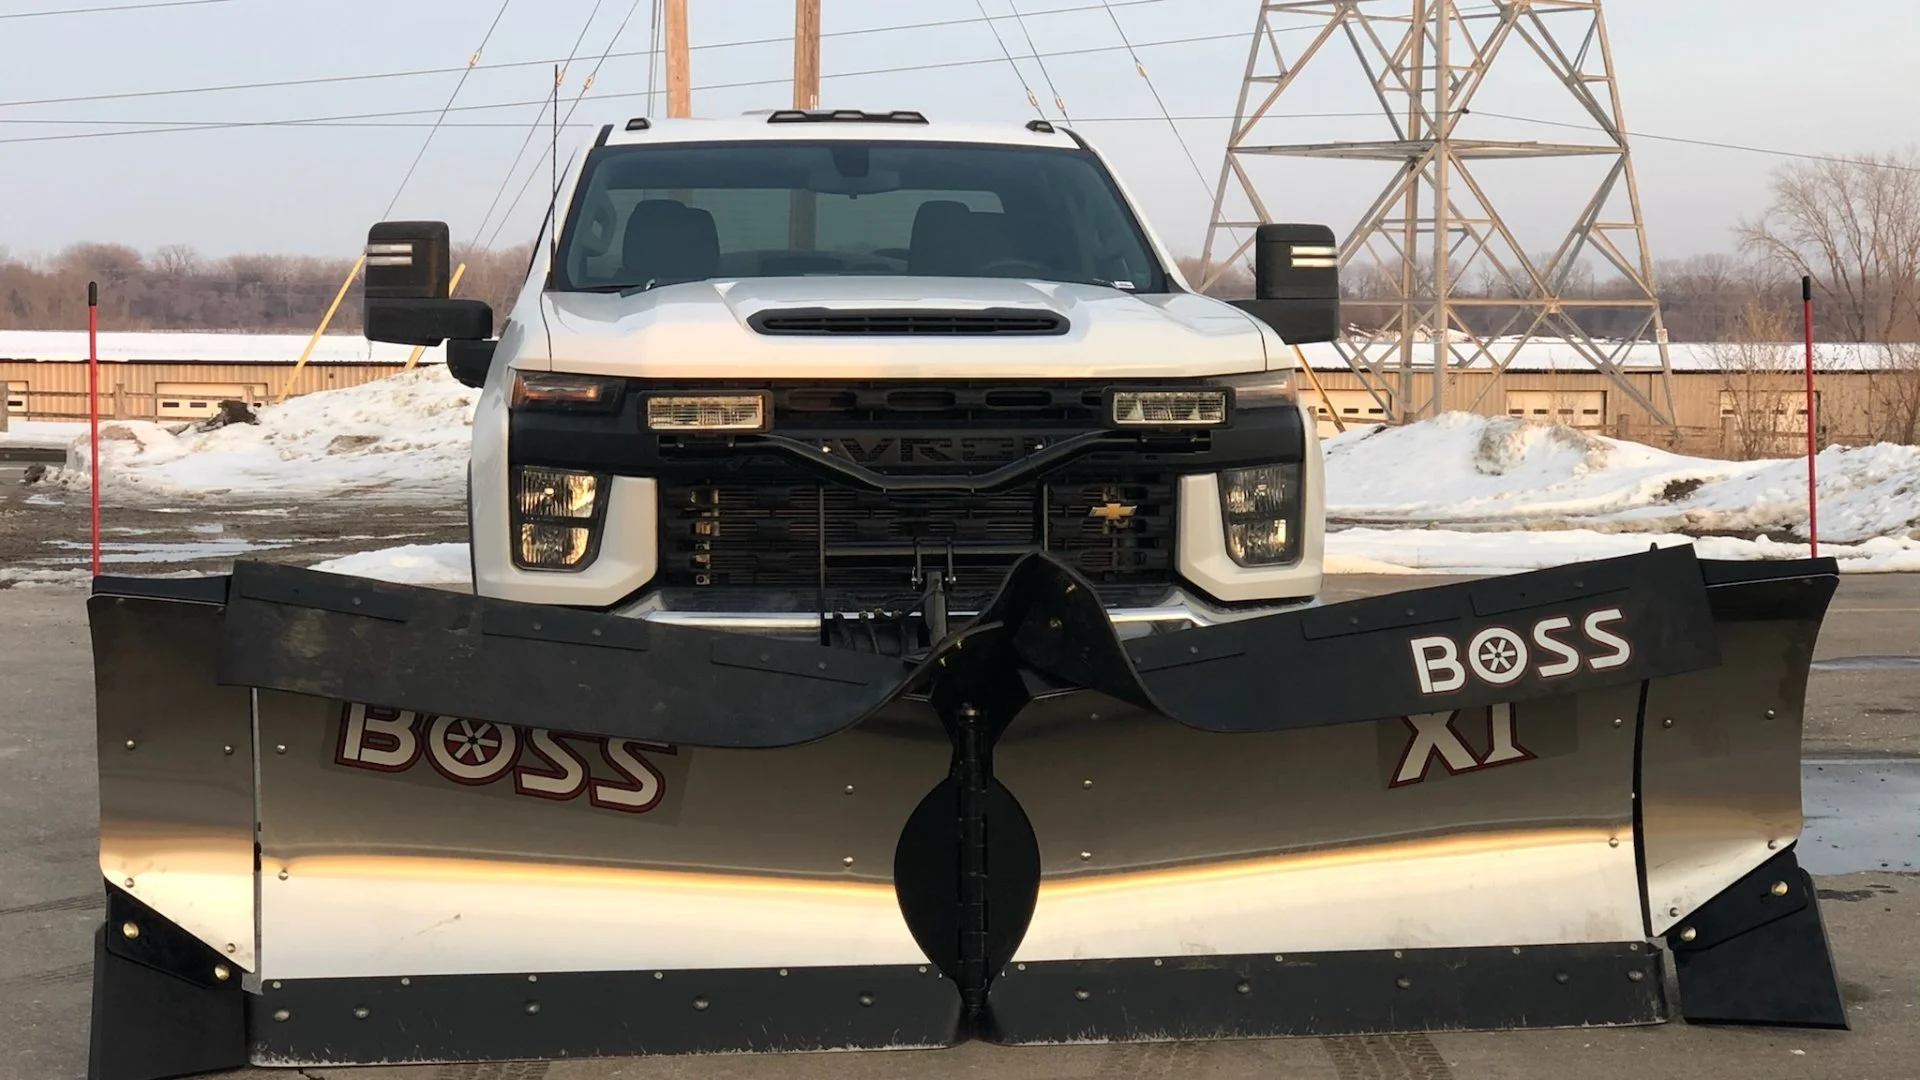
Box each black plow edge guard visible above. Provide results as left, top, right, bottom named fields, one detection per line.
left=137, top=543, right=1793, bottom=748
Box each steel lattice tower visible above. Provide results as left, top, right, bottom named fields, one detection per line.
left=1200, top=0, right=1676, bottom=424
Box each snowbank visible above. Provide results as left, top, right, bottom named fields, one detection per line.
left=41, top=368, right=478, bottom=500
left=1324, top=413, right=1920, bottom=543
left=309, top=543, right=472, bottom=586
left=0, top=419, right=88, bottom=450
left=1326, top=528, right=1920, bottom=576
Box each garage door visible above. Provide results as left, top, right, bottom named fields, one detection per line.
left=1505, top=389, right=1606, bottom=429
left=1310, top=389, right=1391, bottom=438
left=155, top=383, right=269, bottom=420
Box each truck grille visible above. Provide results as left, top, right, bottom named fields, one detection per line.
left=658, top=471, right=1177, bottom=608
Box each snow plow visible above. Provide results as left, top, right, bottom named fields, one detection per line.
left=84, top=110, right=1847, bottom=1077
left=87, top=545, right=1848, bottom=1077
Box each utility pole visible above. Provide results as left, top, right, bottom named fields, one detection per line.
left=666, top=0, right=690, bottom=118
left=789, top=0, right=822, bottom=250
left=1199, top=0, right=1677, bottom=427
left=793, top=0, right=821, bottom=109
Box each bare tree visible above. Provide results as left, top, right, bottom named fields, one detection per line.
left=1710, top=297, right=1809, bottom=459
left=1736, top=148, right=1920, bottom=343
left=153, top=244, right=201, bottom=279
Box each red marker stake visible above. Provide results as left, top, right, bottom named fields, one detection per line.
left=1801, top=275, right=1818, bottom=558
left=87, top=281, right=102, bottom=577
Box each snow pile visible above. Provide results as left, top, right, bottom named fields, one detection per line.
left=1322, top=413, right=1751, bottom=524
left=1326, top=528, right=1920, bottom=576
left=310, top=543, right=471, bottom=586
left=0, top=419, right=89, bottom=450
left=1323, top=413, right=1920, bottom=543
left=42, top=368, right=478, bottom=501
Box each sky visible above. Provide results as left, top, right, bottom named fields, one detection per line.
left=2, top=0, right=1917, bottom=267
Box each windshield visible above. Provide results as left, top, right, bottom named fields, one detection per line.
left=552, top=139, right=1168, bottom=293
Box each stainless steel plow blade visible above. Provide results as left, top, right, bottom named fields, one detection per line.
left=84, top=547, right=1848, bottom=1080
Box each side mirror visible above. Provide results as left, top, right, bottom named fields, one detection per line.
left=362, top=221, right=494, bottom=347
left=446, top=339, right=498, bottom=389
left=1227, top=223, right=1341, bottom=345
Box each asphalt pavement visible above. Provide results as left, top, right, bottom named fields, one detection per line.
left=1, top=574, right=1916, bottom=1080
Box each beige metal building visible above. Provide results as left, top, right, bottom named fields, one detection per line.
left=1296, top=339, right=1914, bottom=457
left=1, top=331, right=442, bottom=423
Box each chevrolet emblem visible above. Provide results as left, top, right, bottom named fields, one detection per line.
left=1088, top=502, right=1138, bottom=522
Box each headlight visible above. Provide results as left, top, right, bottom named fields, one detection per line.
left=512, top=466, right=605, bottom=570
left=646, top=393, right=769, bottom=432
left=1205, top=371, right=1297, bottom=409
left=1219, top=463, right=1302, bottom=567
left=1110, top=389, right=1230, bottom=427
left=511, top=372, right=623, bottom=412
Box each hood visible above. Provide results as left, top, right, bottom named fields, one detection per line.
left=529, top=277, right=1270, bottom=379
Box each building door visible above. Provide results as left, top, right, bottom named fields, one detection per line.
left=154, top=382, right=269, bottom=420
left=1312, top=389, right=1391, bottom=438
left=3, top=382, right=25, bottom=416
left=1505, top=389, right=1607, bottom=429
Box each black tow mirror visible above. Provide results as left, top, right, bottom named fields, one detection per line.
left=362, top=221, right=494, bottom=348
left=1227, top=223, right=1341, bottom=345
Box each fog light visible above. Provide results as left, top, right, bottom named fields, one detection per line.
left=518, top=523, right=594, bottom=568
left=1111, top=390, right=1229, bottom=426
left=512, top=466, right=604, bottom=570
left=647, top=394, right=768, bottom=431
left=1219, top=464, right=1301, bottom=567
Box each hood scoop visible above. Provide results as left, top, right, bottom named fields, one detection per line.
left=747, top=307, right=1068, bottom=336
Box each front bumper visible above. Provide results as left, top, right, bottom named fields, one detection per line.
left=612, top=584, right=1320, bottom=637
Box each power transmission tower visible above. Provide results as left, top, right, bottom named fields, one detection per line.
left=1200, top=0, right=1676, bottom=425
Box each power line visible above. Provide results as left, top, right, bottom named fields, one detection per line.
left=0, top=30, right=1257, bottom=146
left=0, top=0, right=241, bottom=19
left=1007, top=1, right=1070, bottom=120
left=1470, top=111, right=1920, bottom=175
left=1097, top=1, right=1215, bottom=207
left=972, top=0, right=1048, bottom=120
left=0, top=0, right=1180, bottom=111
left=468, top=0, right=611, bottom=249
left=382, top=0, right=516, bottom=220
left=0, top=110, right=1387, bottom=130
left=482, top=0, right=651, bottom=251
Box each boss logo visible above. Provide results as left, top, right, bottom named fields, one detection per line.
left=334, top=704, right=676, bottom=813
left=1409, top=607, right=1632, bottom=694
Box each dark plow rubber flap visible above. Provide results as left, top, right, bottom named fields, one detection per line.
left=218, top=544, right=1723, bottom=746
left=78, top=547, right=1845, bottom=1078
left=217, top=561, right=910, bottom=748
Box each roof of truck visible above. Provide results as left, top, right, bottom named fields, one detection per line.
left=597, top=110, right=1083, bottom=149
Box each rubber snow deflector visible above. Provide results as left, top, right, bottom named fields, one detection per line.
left=85, top=547, right=1846, bottom=1078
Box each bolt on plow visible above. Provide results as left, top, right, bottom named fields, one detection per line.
left=86, top=545, right=1848, bottom=1080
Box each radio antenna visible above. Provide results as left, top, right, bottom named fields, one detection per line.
left=549, top=62, right=561, bottom=270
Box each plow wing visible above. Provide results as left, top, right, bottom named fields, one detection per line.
left=85, top=547, right=1847, bottom=1079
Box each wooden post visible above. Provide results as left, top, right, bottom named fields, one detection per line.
left=788, top=0, right=821, bottom=251
left=279, top=254, right=363, bottom=404
left=666, top=0, right=691, bottom=118
left=1292, top=344, right=1345, bottom=434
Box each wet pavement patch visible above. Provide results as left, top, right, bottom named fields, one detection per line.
left=1802, top=758, right=1920, bottom=875
left=1812, top=656, right=1920, bottom=671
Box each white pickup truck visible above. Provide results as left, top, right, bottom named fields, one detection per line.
left=362, top=109, right=1342, bottom=654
